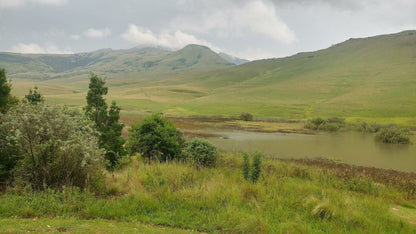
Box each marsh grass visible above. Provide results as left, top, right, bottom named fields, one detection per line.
left=0, top=153, right=415, bottom=232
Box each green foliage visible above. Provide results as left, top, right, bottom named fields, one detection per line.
left=242, top=151, right=262, bottom=183
left=250, top=151, right=262, bottom=183
left=84, top=73, right=125, bottom=169
left=374, top=126, right=410, bottom=144
left=304, top=117, right=345, bottom=132
left=85, top=73, right=108, bottom=126
left=0, top=68, right=11, bottom=113
left=240, top=112, right=253, bottom=121
left=359, top=121, right=383, bottom=133
left=242, top=152, right=250, bottom=181
left=0, top=127, right=19, bottom=182
left=24, top=86, right=44, bottom=105
left=127, top=114, right=183, bottom=161
left=0, top=103, right=105, bottom=190
left=181, top=138, right=217, bottom=168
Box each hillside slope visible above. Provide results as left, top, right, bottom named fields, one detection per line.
left=0, top=45, right=234, bottom=81
left=161, top=30, right=416, bottom=122
left=7, top=30, right=416, bottom=124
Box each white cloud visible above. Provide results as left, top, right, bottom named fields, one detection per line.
left=173, top=0, right=296, bottom=44
left=11, top=43, right=73, bottom=54
left=121, top=24, right=219, bottom=51
left=70, top=34, right=81, bottom=40
left=84, top=27, right=111, bottom=39
left=0, top=0, right=67, bottom=8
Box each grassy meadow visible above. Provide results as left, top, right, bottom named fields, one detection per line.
left=1, top=153, right=416, bottom=233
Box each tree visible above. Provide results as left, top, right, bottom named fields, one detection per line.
left=127, top=114, right=183, bottom=161
left=24, top=85, right=44, bottom=105
left=0, top=68, right=11, bottom=113
left=0, top=103, right=105, bottom=190
left=84, top=73, right=125, bottom=168
left=85, top=73, right=108, bottom=128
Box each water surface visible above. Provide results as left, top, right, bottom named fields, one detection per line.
left=209, top=131, right=416, bottom=172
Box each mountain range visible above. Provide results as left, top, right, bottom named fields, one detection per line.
left=0, top=44, right=246, bottom=81
left=2, top=30, right=416, bottom=124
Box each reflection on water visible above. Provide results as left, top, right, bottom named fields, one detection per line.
left=209, top=131, right=416, bottom=172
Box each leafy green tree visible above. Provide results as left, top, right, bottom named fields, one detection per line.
left=85, top=73, right=108, bottom=127
left=127, top=114, right=183, bottom=161
left=0, top=103, right=105, bottom=190
left=84, top=73, right=125, bottom=168
left=0, top=68, right=11, bottom=113
left=100, top=101, right=126, bottom=166
left=24, top=85, right=44, bottom=105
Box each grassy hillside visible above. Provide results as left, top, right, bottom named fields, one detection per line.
left=7, top=30, right=416, bottom=125
left=0, top=44, right=233, bottom=81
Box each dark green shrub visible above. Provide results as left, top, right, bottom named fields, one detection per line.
left=242, top=151, right=262, bottom=184
left=374, top=126, right=410, bottom=144
left=181, top=138, right=217, bottom=167
left=242, top=152, right=250, bottom=180
left=127, top=114, right=184, bottom=161
left=0, top=103, right=105, bottom=190
left=240, top=112, right=253, bottom=121
left=250, top=151, right=262, bottom=183
left=0, top=68, right=11, bottom=113
left=24, top=86, right=44, bottom=105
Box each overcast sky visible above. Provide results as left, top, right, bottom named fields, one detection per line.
left=0, top=0, right=415, bottom=60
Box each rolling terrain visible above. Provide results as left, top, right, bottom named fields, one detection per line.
left=4, top=30, right=416, bottom=125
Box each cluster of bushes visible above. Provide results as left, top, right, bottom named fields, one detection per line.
left=304, top=117, right=346, bottom=132
left=127, top=113, right=218, bottom=168
left=374, top=125, right=411, bottom=144
left=359, top=122, right=411, bottom=144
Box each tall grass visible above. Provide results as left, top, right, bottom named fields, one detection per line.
left=0, top=153, right=415, bottom=232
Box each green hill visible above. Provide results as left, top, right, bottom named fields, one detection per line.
left=5, top=30, right=416, bottom=125
left=0, top=44, right=234, bottom=81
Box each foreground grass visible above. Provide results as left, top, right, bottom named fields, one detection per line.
left=1, top=153, right=416, bottom=233
left=0, top=218, right=193, bottom=233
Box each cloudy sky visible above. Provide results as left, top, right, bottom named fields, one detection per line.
left=0, top=0, right=415, bottom=60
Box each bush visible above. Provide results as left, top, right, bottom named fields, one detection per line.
left=242, top=152, right=250, bottom=180
left=304, top=117, right=345, bottom=132
left=181, top=138, right=218, bottom=168
left=250, top=151, right=262, bottom=183
left=0, top=103, right=105, bottom=190
left=127, top=114, right=184, bottom=161
left=242, top=151, right=262, bottom=184
left=374, top=126, right=410, bottom=144
left=240, top=112, right=253, bottom=121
